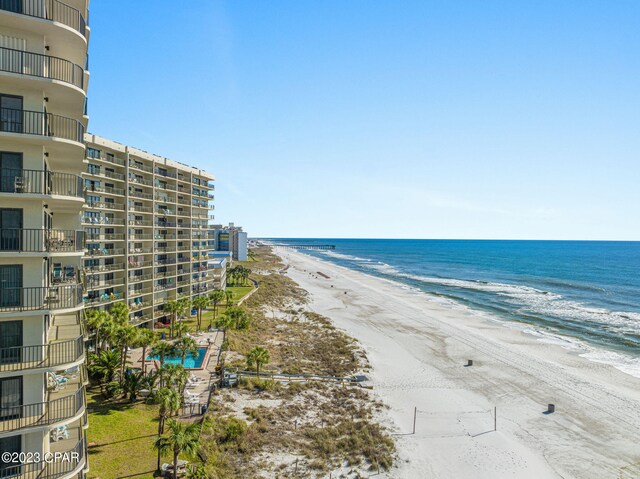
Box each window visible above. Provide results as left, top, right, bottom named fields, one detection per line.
left=0, top=151, right=23, bottom=193
left=87, top=164, right=101, bottom=175
left=0, top=322, right=22, bottom=364
left=0, top=94, right=23, bottom=133
left=0, top=434, right=21, bottom=474
left=0, top=208, right=22, bottom=251
left=87, top=148, right=101, bottom=159
left=0, top=265, right=22, bottom=308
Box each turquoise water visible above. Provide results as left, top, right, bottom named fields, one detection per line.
left=148, top=347, right=207, bottom=368
left=267, top=239, right=640, bottom=377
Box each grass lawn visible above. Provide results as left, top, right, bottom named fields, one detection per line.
left=87, top=388, right=168, bottom=479
left=226, top=285, right=253, bottom=302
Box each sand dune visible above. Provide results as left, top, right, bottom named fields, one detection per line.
left=277, top=249, right=640, bottom=479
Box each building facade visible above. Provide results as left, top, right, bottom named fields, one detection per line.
left=82, top=134, right=215, bottom=329
left=0, top=1, right=91, bottom=477
left=212, top=223, right=247, bottom=261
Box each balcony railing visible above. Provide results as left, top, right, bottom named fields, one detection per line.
left=0, top=386, right=85, bottom=432
left=0, top=0, right=87, bottom=35
left=84, top=263, right=125, bottom=273
left=0, top=108, right=84, bottom=142
left=85, top=233, right=124, bottom=241
left=0, top=168, right=84, bottom=197
left=86, top=200, right=124, bottom=211
left=87, top=151, right=125, bottom=166
left=2, top=436, right=87, bottom=479
left=0, top=335, right=84, bottom=372
left=0, top=229, right=84, bottom=253
left=0, top=46, right=84, bottom=89
left=0, top=285, right=83, bottom=312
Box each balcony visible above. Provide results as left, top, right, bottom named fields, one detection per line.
left=0, top=386, right=85, bottom=433
left=0, top=168, right=84, bottom=198
left=0, top=285, right=83, bottom=313
left=82, top=215, right=125, bottom=226
left=0, top=108, right=84, bottom=143
left=84, top=263, right=125, bottom=273
left=85, top=233, right=124, bottom=241
left=0, top=229, right=84, bottom=253
left=129, top=161, right=153, bottom=173
left=87, top=169, right=125, bottom=182
left=86, top=184, right=125, bottom=196
left=87, top=151, right=125, bottom=166
left=3, top=436, right=87, bottom=479
left=0, top=0, right=87, bottom=36
left=0, top=336, right=83, bottom=373
left=86, top=200, right=124, bottom=211
left=0, top=46, right=84, bottom=89
left=87, top=248, right=124, bottom=257
left=128, top=274, right=152, bottom=284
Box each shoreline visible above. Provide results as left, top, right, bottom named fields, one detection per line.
left=275, top=248, right=640, bottom=478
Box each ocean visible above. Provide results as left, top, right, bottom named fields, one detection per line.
left=266, top=239, right=640, bottom=378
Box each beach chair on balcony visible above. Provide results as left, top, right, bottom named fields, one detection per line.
left=64, top=266, right=76, bottom=283
left=52, top=264, right=63, bottom=284
left=14, top=176, right=28, bottom=193
left=50, top=425, right=69, bottom=442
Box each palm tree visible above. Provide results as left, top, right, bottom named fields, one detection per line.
left=137, top=329, right=157, bottom=375
left=215, top=313, right=234, bottom=347
left=163, top=419, right=201, bottom=479
left=208, top=290, right=225, bottom=327
left=224, top=306, right=250, bottom=331
left=155, top=387, right=182, bottom=435
left=85, top=309, right=109, bottom=354
left=88, top=350, right=121, bottom=393
left=160, top=363, right=189, bottom=394
left=151, top=341, right=176, bottom=368
left=114, top=325, right=139, bottom=384
left=192, top=295, right=209, bottom=332
left=110, top=301, right=130, bottom=325
left=164, top=300, right=181, bottom=339
left=225, top=289, right=234, bottom=307
left=174, top=337, right=198, bottom=367
left=246, top=346, right=270, bottom=378
left=153, top=434, right=171, bottom=474
left=173, top=321, right=190, bottom=339
left=122, top=370, right=145, bottom=402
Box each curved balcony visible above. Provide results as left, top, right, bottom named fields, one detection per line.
left=0, top=386, right=85, bottom=433
left=0, top=108, right=84, bottom=143
left=0, top=0, right=87, bottom=36
left=0, top=229, right=84, bottom=254
left=0, top=336, right=84, bottom=373
left=0, top=284, right=83, bottom=313
left=0, top=168, right=84, bottom=198
left=1, top=437, right=87, bottom=479
left=0, top=46, right=84, bottom=89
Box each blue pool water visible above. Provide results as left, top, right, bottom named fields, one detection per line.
left=148, top=347, right=208, bottom=368
left=266, top=238, right=640, bottom=377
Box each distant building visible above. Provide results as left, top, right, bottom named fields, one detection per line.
left=212, top=223, right=248, bottom=261
left=207, top=257, right=228, bottom=290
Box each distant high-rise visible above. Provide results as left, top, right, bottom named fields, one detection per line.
left=212, top=223, right=248, bottom=261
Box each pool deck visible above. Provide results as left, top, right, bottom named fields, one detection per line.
left=129, top=330, right=223, bottom=416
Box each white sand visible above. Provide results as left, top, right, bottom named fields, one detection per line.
left=276, top=249, right=640, bottom=479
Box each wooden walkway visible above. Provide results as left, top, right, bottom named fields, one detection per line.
left=271, top=244, right=335, bottom=250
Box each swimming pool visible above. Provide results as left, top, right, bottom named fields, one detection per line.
left=147, top=347, right=208, bottom=369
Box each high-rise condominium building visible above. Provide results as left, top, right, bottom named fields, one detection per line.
left=212, top=223, right=248, bottom=261
left=0, top=1, right=91, bottom=478
left=82, top=135, right=215, bottom=328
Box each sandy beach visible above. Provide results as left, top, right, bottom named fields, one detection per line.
left=276, top=249, right=640, bottom=479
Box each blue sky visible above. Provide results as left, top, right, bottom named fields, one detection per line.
left=87, top=1, right=640, bottom=240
